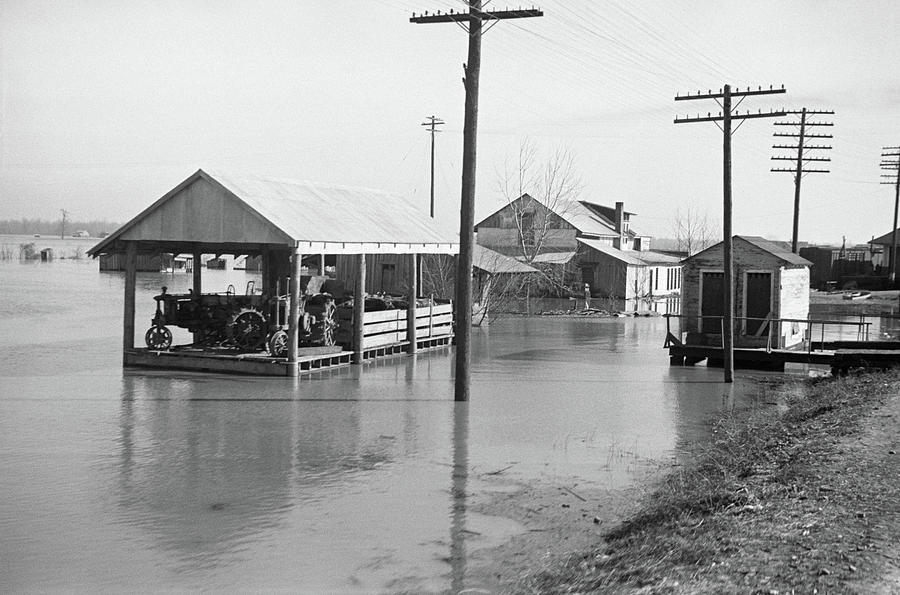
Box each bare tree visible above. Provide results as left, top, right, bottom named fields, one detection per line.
left=673, top=205, right=717, bottom=256
left=497, top=139, right=583, bottom=264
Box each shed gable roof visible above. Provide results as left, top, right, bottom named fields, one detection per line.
left=685, top=235, right=811, bottom=267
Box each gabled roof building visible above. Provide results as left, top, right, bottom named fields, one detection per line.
left=474, top=194, right=681, bottom=299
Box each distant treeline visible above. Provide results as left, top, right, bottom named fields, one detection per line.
left=0, top=218, right=121, bottom=237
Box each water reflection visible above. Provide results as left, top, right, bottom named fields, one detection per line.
left=116, top=375, right=370, bottom=570
left=449, top=402, right=469, bottom=593
left=3, top=258, right=781, bottom=592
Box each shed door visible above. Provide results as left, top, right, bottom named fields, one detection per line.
left=701, top=272, right=725, bottom=333
left=745, top=272, right=772, bottom=335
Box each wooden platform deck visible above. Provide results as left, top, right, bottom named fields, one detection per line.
left=668, top=343, right=900, bottom=374
left=124, top=333, right=454, bottom=376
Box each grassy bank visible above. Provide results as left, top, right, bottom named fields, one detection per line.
left=525, top=371, right=900, bottom=593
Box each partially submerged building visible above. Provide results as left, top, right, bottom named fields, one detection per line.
left=680, top=236, right=811, bottom=349
left=88, top=169, right=458, bottom=375
left=474, top=194, right=681, bottom=299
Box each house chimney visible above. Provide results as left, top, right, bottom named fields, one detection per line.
left=613, top=202, right=625, bottom=249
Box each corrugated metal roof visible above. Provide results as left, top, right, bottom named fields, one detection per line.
left=560, top=201, right=618, bottom=237
left=577, top=238, right=648, bottom=266
left=89, top=169, right=459, bottom=255
left=473, top=245, right=538, bottom=274
left=527, top=251, right=577, bottom=264
left=207, top=169, right=457, bottom=246
left=639, top=251, right=684, bottom=265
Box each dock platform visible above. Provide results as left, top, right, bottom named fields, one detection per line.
left=124, top=333, right=453, bottom=376
left=668, top=342, right=900, bottom=374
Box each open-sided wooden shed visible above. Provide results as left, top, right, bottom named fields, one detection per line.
left=88, top=169, right=458, bottom=375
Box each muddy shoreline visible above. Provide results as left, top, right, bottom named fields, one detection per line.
left=464, top=370, right=900, bottom=593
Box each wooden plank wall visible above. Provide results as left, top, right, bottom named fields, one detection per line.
left=334, top=303, right=453, bottom=349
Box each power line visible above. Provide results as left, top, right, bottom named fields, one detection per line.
left=770, top=108, right=834, bottom=253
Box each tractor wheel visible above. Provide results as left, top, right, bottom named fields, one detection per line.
left=227, top=308, right=267, bottom=351
left=268, top=330, right=289, bottom=357
left=145, top=325, right=172, bottom=350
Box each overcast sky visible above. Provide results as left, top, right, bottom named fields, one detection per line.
left=2, top=0, right=899, bottom=245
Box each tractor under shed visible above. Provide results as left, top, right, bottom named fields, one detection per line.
left=88, top=169, right=459, bottom=376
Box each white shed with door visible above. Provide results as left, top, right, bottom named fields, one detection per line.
left=680, top=236, right=811, bottom=349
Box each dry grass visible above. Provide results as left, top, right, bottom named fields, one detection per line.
left=523, top=371, right=900, bottom=594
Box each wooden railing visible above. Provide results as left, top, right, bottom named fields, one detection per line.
left=664, top=313, right=871, bottom=353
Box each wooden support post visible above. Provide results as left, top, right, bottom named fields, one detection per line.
left=722, top=85, right=735, bottom=383
left=407, top=253, right=418, bottom=354
left=353, top=253, right=366, bottom=364
left=288, top=247, right=302, bottom=375
left=319, top=254, right=326, bottom=277
left=192, top=247, right=203, bottom=344
left=123, top=242, right=137, bottom=351
left=261, top=247, right=270, bottom=296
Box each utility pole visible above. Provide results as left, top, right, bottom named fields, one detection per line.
left=771, top=108, right=834, bottom=253
left=675, top=84, right=786, bottom=383
left=881, top=146, right=900, bottom=282
left=60, top=209, right=70, bottom=239
left=421, top=115, right=445, bottom=218
left=411, top=3, right=542, bottom=402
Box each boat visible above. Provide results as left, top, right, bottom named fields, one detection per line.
left=843, top=291, right=871, bottom=300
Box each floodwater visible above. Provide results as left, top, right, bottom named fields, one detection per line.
left=2, top=249, right=791, bottom=593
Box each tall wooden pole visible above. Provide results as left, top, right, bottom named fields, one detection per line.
left=722, top=85, right=734, bottom=383
left=410, top=4, right=543, bottom=402
left=881, top=147, right=900, bottom=282
left=675, top=83, right=786, bottom=384
left=891, top=172, right=900, bottom=283
left=422, top=115, right=444, bottom=218
left=772, top=108, right=833, bottom=254
left=791, top=108, right=807, bottom=254
left=453, top=1, right=482, bottom=402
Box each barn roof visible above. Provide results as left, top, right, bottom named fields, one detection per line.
left=473, top=245, right=538, bottom=275
left=88, top=169, right=459, bottom=256
left=686, top=235, right=811, bottom=267
left=475, top=194, right=644, bottom=239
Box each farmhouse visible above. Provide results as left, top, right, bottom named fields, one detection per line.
left=680, top=236, right=811, bottom=349
left=474, top=194, right=681, bottom=299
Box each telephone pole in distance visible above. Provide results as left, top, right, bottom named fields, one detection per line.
left=421, top=115, right=445, bottom=218
left=675, top=84, right=786, bottom=383
left=881, top=146, right=900, bottom=282
left=411, top=3, right=543, bottom=402
left=771, top=108, right=834, bottom=253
